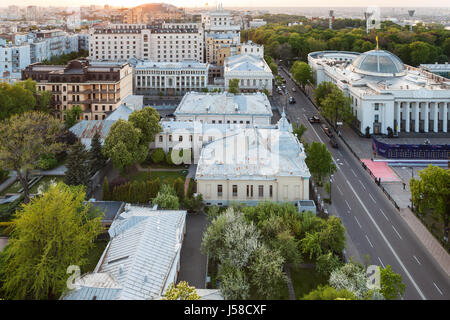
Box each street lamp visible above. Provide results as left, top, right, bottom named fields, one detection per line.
left=402, top=166, right=414, bottom=209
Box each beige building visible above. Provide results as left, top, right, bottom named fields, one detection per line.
left=195, top=112, right=310, bottom=206
left=22, top=59, right=133, bottom=120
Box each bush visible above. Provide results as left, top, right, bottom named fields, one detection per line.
left=109, top=176, right=130, bottom=190
left=173, top=177, right=185, bottom=200
left=150, top=148, right=165, bottom=164
left=36, top=153, right=58, bottom=170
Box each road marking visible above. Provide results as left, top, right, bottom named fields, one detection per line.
left=345, top=179, right=427, bottom=300
left=350, top=168, right=357, bottom=177
left=369, top=193, right=376, bottom=203
left=380, top=209, right=389, bottom=222
left=354, top=216, right=362, bottom=228
left=336, top=184, right=343, bottom=196
left=433, top=282, right=443, bottom=295
left=378, top=257, right=385, bottom=268
left=358, top=179, right=367, bottom=190
left=365, top=235, right=374, bottom=248
left=344, top=199, right=351, bottom=210
left=303, top=114, right=324, bottom=144
left=392, top=225, right=403, bottom=240
left=413, top=255, right=421, bottom=266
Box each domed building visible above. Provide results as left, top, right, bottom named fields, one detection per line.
left=308, top=49, right=449, bottom=135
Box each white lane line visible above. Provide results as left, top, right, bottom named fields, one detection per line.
left=354, top=216, right=362, bottom=228
left=392, top=225, right=403, bottom=240
left=380, top=209, right=389, bottom=222
left=433, top=282, right=443, bottom=296
left=358, top=179, right=367, bottom=190
left=345, top=179, right=427, bottom=300
left=350, top=168, right=357, bottom=177
left=378, top=257, right=385, bottom=268
left=369, top=193, right=376, bottom=203
left=336, top=184, right=343, bottom=196
left=365, top=235, right=374, bottom=248
left=344, top=199, right=351, bottom=210
left=413, top=256, right=421, bottom=266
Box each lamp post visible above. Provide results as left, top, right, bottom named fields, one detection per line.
left=402, top=166, right=414, bottom=209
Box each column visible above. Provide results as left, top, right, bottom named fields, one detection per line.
left=405, top=102, right=410, bottom=132
left=414, top=102, right=420, bottom=133
left=433, top=102, right=438, bottom=133
left=396, top=102, right=401, bottom=133
left=424, top=102, right=429, bottom=133
left=443, top=103, right=448, bottom=133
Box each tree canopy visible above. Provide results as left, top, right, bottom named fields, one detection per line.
left=304, top=141, right=337, bottom=184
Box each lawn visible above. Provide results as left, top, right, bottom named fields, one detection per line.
left=129, top=170, right=188, bottom=186
left=0, top=179, right=22, bottom=196
left=290, top=266, right=328, bottom=299
left=29, top=176, right=64, bottom=194
left=81, top=239, right=109, bottom=274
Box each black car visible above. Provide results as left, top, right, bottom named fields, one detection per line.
left=329, top=136, right=339, bottom=148
left=289, top=96, right=296, bottom=104
left=309, top=115, right=320, bottom=123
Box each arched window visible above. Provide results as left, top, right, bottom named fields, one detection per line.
left=143, top=34, right=148, bottom=42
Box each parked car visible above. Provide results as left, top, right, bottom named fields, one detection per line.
left=321, top=124, right=333, bottom=137
left=289, top=96, right=296, bottom=104
left=329, top=136, right=339, bottom=148
left=282, top=79, right=287, bottom=84
left=292, top=87, right=296, bottom=92
left=309, top=115, right=320, bottom=123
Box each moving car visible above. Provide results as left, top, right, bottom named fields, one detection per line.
left=289, top=96, right=296, bottom=104
left=292, top=87, right=296, bottom=92
left=321, top=124, right=333, bottom=137
left=309, top=115, right=320, bottom=123
left=329, top=136, right=339, bottom=148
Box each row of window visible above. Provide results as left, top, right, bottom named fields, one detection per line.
left=223, top=184, right=273, bottom=198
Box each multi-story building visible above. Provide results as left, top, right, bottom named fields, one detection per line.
left=201, top=6, right=241, bottom=38
left=224, top=54, right=273, bottom=94
left=124, top=3, right=185, bottom=24
left=205, top=33, right=236, bottom=65
left=249, top=18, right=267, bottom=29
left=238, top=41, right=264, bottom=58
left=0, top=44, right=31, bottom=83
left=22, top=59, right=133, bottom=121
left=88, top=23, right=204, bottom=63
left=308, top=49, right=450, bottom=134
left=173, top=91, right=273, bottom=125
left=133, top=59, right=209, bottom=97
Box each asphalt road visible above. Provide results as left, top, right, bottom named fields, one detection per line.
left=277, top=66, right=450, bottom=300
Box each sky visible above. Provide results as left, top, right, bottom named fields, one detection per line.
left=2, top=1, right=450, bottom=8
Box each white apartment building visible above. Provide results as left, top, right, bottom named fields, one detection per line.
left=224, top=54, right=273, bottom=93
left=249, top=19, right=267, bottom=29
left=309, top=49, right=450, bottom=134
left=88, top=23, right=204, bottom=63
left=174, top=91, right=273, bottom=125
left=239, top=41, right=264, bottom=58
left=133, top=59, right=209, bottom=96
left=0, top=44, right=30, bottom=82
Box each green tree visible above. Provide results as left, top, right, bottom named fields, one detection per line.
left=89, top=131, right=107, bottom=175
left=63, top=105, right=82, bottom=128
left=290, top=61, right=314, bottom=91
left=102, top=176, right=110, bottom=201
left=150, top=148, right=165, bottom=164
left=228, top=78, right=240, bottom=94
left=293, top=123, right=307, bottom=141
left=409, top=41, right=431, bottom=66
left=410, top=165, right=450, bottom=241
left=0, top=183, right=103, bottom=299
left=64, top=140, right=91, bottom=188
left=302, top=285, right=356, bottom=300
left=380, top=265, right=406, bottom=300
left=217, top=263, right=250, bottom=300
left=305, top=141, right=336, bottom=184
left=0, top=81, right=36, bottom=121
left=153, top=184, right=179, bottom=210
left=173, top=177, right=185, bottom=200
left=128, top=107, right=161, bottom=146
left=316, top=251, right=343, bottom=276
left=0, top=112, right=64, bottom=203
left=102, top=120, right=147, bottom=173
left=313, top=81, right=336, bottom=108
left=35, top=90, right=53, bottom=114
left=162, top=281, right=200, bottom=300
left=320, top=88, right=353, bottom=128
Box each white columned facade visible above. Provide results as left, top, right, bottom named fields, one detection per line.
left=414, top=102, right=420, bottom=132
left=405, top=102, right=410, bottom=132
left=424, top=102, right=429, bottom=133
left=396, top=102, right=401, bottom=133
left=433, top=102, right=439, bottom=133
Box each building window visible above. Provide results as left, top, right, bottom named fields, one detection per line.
left=374, top=115, right=379, bottom=123
left=159, top=136, right=163, bottom=142
left=217, top=185, right=223, bottom=197
left=269, top=185, right=273, bottom=198
left=189, top=135, right=193, bottom=142
left=258, top=185, right=264, bottom=197
left=169, top=135, right=172, bottom=142
left=232, top=185, right=238, bottom=197
left=374, top=103, right=379, bottom=111
left=179, top=136, right=183, bottom=142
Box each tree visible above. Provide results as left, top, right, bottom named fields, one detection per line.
left=380, top=265, right=405, bottom=300
left=313, top=81, right=336, bottom=108
left=0, top=112, right=64, bottom=203
left=150, top=148, right=165, bottom=164
left=0, top=183, right=103, bottom=299
left=320, top=88, right=353, bottom=128
left=302, top=285, right=356, bottom=300
left=316, top=251, right=343, bottom=276
left=293, top=123, right=307, bottom=141
left=410, top=165, right=450, bottom=241
left=329, top=262, right=369, bottom=299
left=228, top=78, right=240, bottom=94
left=102, top=120, right=147, bottom=173
left=89, top=131, right=107, bottom=175
left=218, top=263, right=250, bottom=300
left=248, top=245, right=287, bottom=299
left=64, top=141, right=91, bottom=188
left=162, top=281, right=200, bottom=300
left=63, top=105, right=82, bottom=128
left=128, top=107, right=161, bottom=146
left=102, top=176, right=110, bottom=201
left=305, top=141, right=336, bottom=184
left=290, top=61, right=314, bottom=91
left=0, top=81, right=36, bottom=121
left=409, top=41, right=431, bottom=66
left=153, top=184, right=179, bottom=210
left=269, top=230, right=302, bottom=266
left=173, top=177, right=185, bottom=200
left=35, top=91, right=53, bottom=114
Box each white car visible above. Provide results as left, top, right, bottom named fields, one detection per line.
left=292, top=87, right=296, bottom=92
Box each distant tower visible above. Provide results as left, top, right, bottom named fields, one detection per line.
left=329, top=10, right=334, bottom=30
left=408, top=10, right=415, bottom=31
left=364, top=11, right=373, bottom=34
